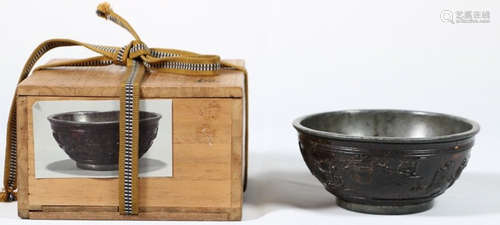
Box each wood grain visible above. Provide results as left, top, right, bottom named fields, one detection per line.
left=29, top=211, right=230, bottom=220
left=28, top=206, right=242, bottom=220
left=230, top=99, right=243, bottom=220
left=17, top=60, right=245, bottom=98
left=30, top=206, right=235, bottom=220
left=16, top=97, right=29, bottom=218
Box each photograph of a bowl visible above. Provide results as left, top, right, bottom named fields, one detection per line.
left=293, top=109, right=480, bottom=215
left=48, top=111, right=162, bottom=171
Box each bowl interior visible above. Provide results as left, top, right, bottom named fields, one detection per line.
left=298, top=110, right=476, bottom=139
left=49, top=111, right=160, bottom=124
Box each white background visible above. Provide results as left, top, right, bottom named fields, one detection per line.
left=0, top=0, right=499, bottom=224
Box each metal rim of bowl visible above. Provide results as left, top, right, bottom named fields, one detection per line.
left=293, top=109, right=480, bottom=143
left=47, top=110, right=162, bottom=125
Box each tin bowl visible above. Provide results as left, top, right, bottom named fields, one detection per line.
left=293, top=109, right=479, bottom=215
left=48, top=111, right=161, bottom=171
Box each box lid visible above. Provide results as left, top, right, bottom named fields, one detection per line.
left=17, top=59, right=245, bottom=98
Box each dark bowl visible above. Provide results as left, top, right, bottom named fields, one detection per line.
left=293, top=109, right=479, bottom=215
left=48, top=111, right=161, bottom=171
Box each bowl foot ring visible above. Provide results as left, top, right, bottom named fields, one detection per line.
left=76, top=162, right=118, bottom=171
left=337, top=199, right=434, bottom=215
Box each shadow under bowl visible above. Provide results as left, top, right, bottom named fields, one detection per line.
left=293, top=109, right=480, bottom=215
left=48, top=111, right=161, bottom=171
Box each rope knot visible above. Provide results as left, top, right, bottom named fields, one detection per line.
left=115, top=41, right=150, bottom=66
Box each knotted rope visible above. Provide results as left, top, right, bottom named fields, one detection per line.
left=1, top=2, right=248, bottom=216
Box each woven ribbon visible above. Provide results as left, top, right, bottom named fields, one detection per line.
left=0, top=2, right=248, bottom=215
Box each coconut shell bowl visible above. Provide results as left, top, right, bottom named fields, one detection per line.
left=48, top=111, right=161, bottom=171
left=293, top=109, right=479, bottom=215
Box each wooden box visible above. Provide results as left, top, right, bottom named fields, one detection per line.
left=15, top=59, right=246, bottom=220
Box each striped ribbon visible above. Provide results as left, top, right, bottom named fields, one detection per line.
left=0, top=2, right=248, bottom=216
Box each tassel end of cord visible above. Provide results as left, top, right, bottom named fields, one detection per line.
left=0, top=191, right=17, bottom=202
left=96, top=2, right=112, bottom=19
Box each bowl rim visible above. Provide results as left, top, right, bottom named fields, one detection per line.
left=292, top=109, right=480, bottom=143
left=47, top=110, right=162, bottom=125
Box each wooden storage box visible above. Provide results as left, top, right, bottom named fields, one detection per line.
left=15, top=59, right=246, bottom=220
